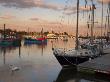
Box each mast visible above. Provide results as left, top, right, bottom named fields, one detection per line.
left=90, top=0, right=95, bottom=44
left=108, top=2, right=110, bottom=32
left=41, top=28, right=43, bottom=37
left=101, top=0, right=103, bottom=43
left=75, top=0, right=79, bottom=50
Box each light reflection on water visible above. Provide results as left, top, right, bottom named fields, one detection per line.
left=0, top=38, right=109, bottom=82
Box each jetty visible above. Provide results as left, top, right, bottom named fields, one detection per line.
left=78, top=53, right=110, bottom=75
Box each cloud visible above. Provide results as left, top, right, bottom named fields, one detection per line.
left=0, top=14, right=15, bottom=19
left=0, top=0, right=62, bottom=10
left=0, top=0, right=39, bottom=8
left=29, top=17, right=50, bottom=24
left=64, top=5, right=93, bottom=15
left=97, top=0, right=110, bottom=4
left=30, top=17, right=39, bottom=21
left=49, top=22, right=61, bottom=25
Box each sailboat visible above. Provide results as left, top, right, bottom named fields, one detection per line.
left=52, top=0, right=100, bottom=67
left=100, top=1, right=110, bottom=53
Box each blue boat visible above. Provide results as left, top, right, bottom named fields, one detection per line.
left=24, top=37, right=47, bottom=45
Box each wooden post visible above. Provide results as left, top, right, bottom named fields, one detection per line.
left=3, top=24, right=6, bottom=40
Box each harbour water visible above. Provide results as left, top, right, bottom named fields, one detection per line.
left=0, top=38, right=109, bottom=82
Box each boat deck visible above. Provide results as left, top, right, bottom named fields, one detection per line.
left=78, top=54, right=110, bottom=75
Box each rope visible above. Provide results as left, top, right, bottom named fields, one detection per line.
left=54, top=48, right=77, bottom=65
left=63, top=50, right=81, bottom=66
left=62, top=53, right=77, bottom=65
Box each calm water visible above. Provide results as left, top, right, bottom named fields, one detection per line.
left=0, top=38, right=109, bottom=82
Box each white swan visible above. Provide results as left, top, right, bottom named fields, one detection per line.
left=9, top=65, right=20, bottom=71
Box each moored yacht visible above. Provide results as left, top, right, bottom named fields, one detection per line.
left=52, top=43, right=100, bottom=67
left=52, top=0, right=99, bottom=67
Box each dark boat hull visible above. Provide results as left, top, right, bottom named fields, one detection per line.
left=54, top=53, right=90, bottom=67
left=24, top=38, right=47, bottom=45
left=0, top=39, right=21, bottom=47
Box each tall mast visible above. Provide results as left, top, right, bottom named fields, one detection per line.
left=41, top=28, right=43, bottom=38
left=75, top=0, right=79, bottom=50
left=100, top=0, right=104, bottom=54
left=108, top=2, right=110, bottom=32
left=101, top=0, right=103, bottom=42
left=90, top=0, right=95, bottom=44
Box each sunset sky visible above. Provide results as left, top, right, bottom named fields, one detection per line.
left=0, top=0, right=110, bottom=35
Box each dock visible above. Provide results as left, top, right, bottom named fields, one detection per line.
left=78, top=54, right=110, bottom=75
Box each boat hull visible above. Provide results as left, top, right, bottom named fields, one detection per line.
left=54, top=53, right=90, bottom=67
left=0, top=39, right=21, bottom=47
left=24, top=38, right=47, bottom=44
left=0, top=41, right=13, bottom=46
left=12, top=39, right=21, bottom=46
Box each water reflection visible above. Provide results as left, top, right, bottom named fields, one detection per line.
left=18, top=46, right=21, bottom=58
left=0, top=39, right=109, bottom=82
left=3, top=47, right=6, bottom=64
left=36, top=44, right=47, bottom=56
left=23, top=42, right=47, bottom=56
left=55, top=67, right=110, bottom=82
left=0, top=45, right=21, bottom=65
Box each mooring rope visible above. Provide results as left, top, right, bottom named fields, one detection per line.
left=62, top=52, right=78, bottom=66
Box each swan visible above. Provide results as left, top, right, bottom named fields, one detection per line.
left=9, top=65, right=20, bottom=71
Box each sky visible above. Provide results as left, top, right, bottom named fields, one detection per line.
left=0, top=0, right=110, bottom=35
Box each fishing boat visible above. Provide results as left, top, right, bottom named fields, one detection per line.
left=0, top=24, right=21, bottom=47
left=52, top=0, right=100, bottom=67
left=0, top=38, right=21, bottom=47
left=24, top=36, right=47, bottom=44
left=0, top=39, right=13, bottom=46
left=24, top=28, right=47, bottom=45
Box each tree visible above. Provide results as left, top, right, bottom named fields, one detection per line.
left=44, top=31, right=49, bottom=36
left=64, top=32, right=68, bottom=35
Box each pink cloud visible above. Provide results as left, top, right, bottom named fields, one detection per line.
left=64, top=5, right=95, bottom=15
left=30, top=17, right=39, bottom=21
left=0, top=14, right=15, bottom=19
left=0, top=0, right=63, bottom=10
left=29, top=17, right=50, bottom=25
left=98, top=0, right=110, bottom=3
